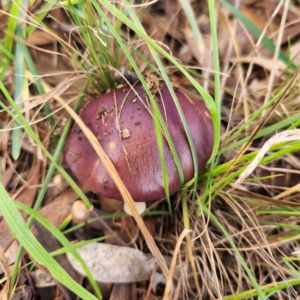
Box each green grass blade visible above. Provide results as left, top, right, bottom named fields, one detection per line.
left=151, top=99, right=170, bottom=211
left=12, top=27, right=26, bottom=160
left=226, top=80, right=294, bottom=144
left=0, top=184, right=99, bottom=300
left=0, top=59, right=10, bottom=81
left=0, top=81, right=92, bottom=209
left=26, top=0, right=59, bottom=37
left=11, top=1, right=29, bottom=160
left=199, top=140, right=300, bottom=202
left=32, top=87, right=87, bottom=215
left=4, top=0, right=21, bottom=52
left=149, top=48, right=197, bottom=200
left=20, top=46, right=55, bottom=128
left=179, top=0, right=203, bottom=50
left=222, top=113, right=300, bottom=154
left=207, top=0, right=221, bottom=120
left=0, top=42, right=14, bottom=60
left=89, top=0, right=220, bottom=159
left=8, top=86, right=88, bottom=293
left=14, top=201, right=102, bottom=299
left=223, top=278, right=300, bottom=300
left=91, top=2, right=185, bottom=199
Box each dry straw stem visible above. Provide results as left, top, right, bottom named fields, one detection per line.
left=274, top=182, right=300, bottom=200
left=163, top=228, right=192, bottom=300
left=232, top=187, right=300, bottom=207
left=263, top=0, right=287, bottom=108
left=54, top=82, right=170, bottom=279
left=0, top=245, right=9, bottom=300
left=232, top=129, right=300, bottom=187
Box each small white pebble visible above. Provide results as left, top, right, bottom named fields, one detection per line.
left=71, top=200, right=90, bottom=223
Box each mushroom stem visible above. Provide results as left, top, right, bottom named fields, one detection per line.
left=124, top=201, right=146, bottom=216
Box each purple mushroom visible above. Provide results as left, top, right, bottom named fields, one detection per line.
left=64, top=84, right=213, bottom=212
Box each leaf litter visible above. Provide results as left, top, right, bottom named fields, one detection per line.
left=1, top=0, right=300, bottom=299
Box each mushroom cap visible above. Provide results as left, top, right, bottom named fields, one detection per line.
left=64, top=84, right=214, bottom=202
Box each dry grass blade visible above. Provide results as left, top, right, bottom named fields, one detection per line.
left=232, top=187, right=300, bottom=207
left=163, top=228, right=191, bottom=300
left=221, top=70, right=299, bottom=185
left=274, top=182, right=300, bottom=200
left=262, top=0, right=288, bottom=107
left=54, top=94, right=170, bottom=279
left=233, top=129, right=300, bottom=187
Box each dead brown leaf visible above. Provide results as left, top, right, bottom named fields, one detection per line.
left=14, top=159, right=41, bottom=209
left=2, top=163, right=16, bottom=189
left=27, top=30, right=57, bottom=47
left=37, top=186, right=81, bottom=228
